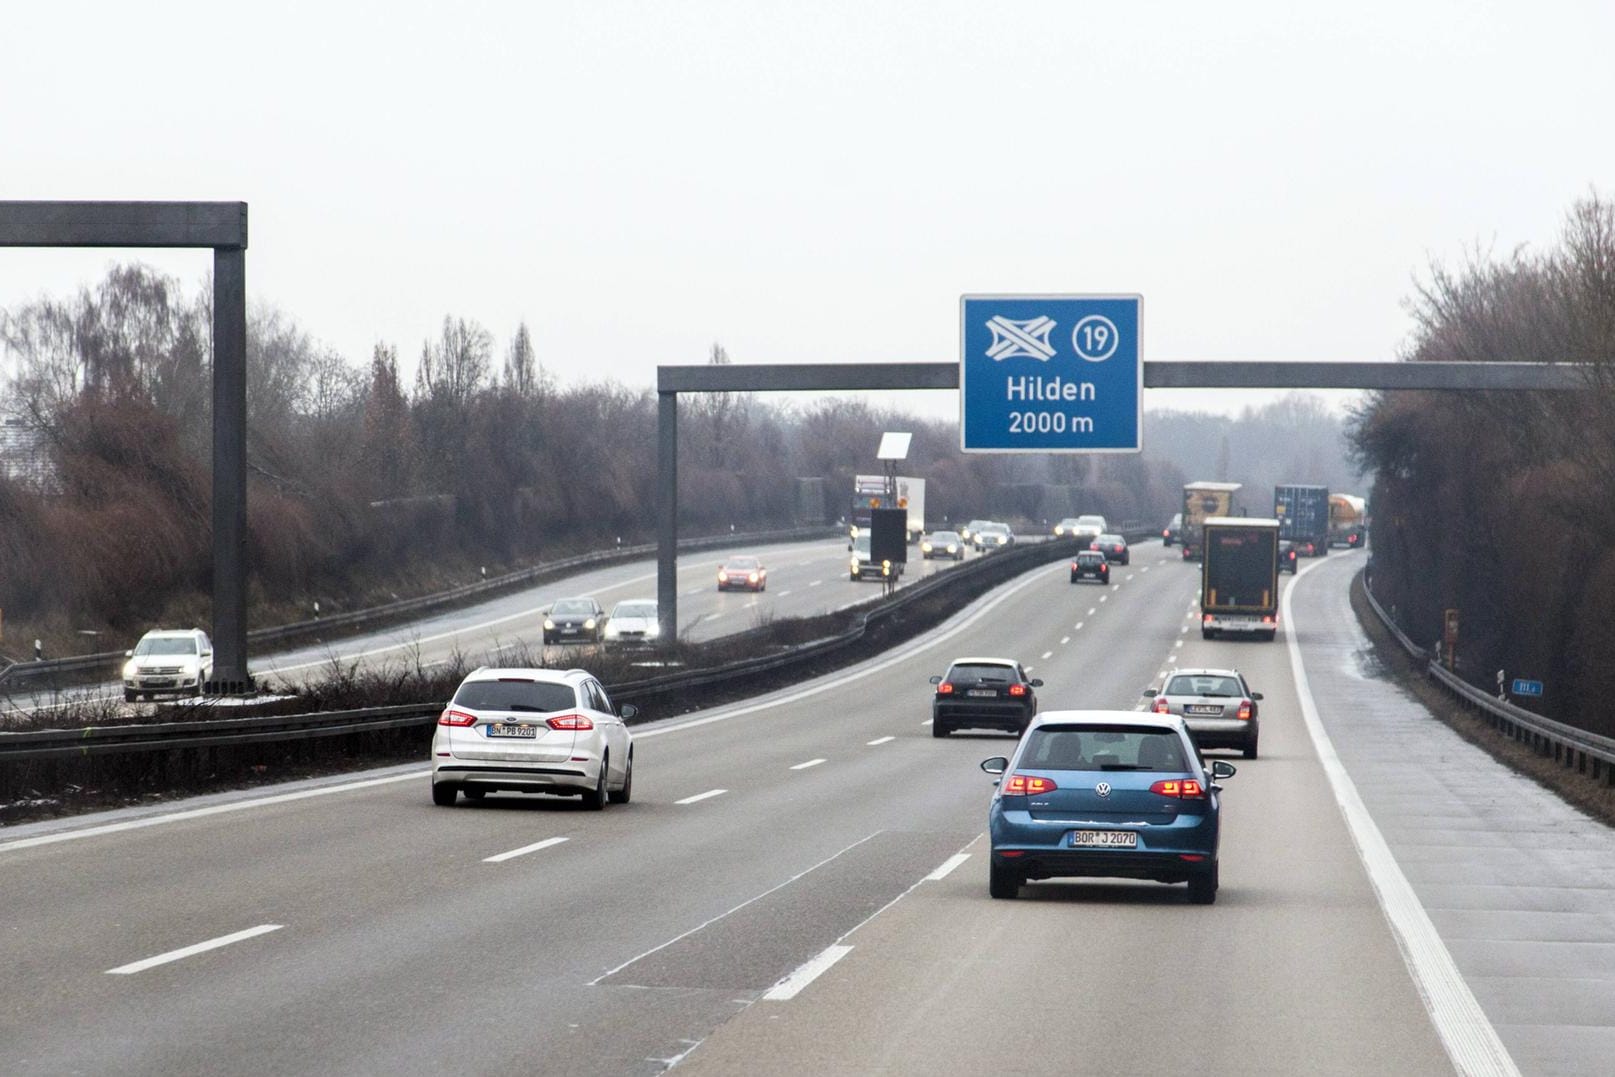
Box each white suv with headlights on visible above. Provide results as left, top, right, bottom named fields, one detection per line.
left=123, top=628, right=213, bottom=701
left=432, top=667, right=636, bottom=808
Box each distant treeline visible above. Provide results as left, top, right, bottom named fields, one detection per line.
left=1352, top=193, right=1615, bottom=735
left=0, top=264, right=1357, bottom=643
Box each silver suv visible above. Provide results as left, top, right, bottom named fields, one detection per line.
left=123, top=628, right=213, bottom=701
left=431, top=667, right=636, bottom=808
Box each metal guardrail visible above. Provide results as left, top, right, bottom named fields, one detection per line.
left=1362, top=566, right=1615, bottom=785
left=0, top=535, right=1104, bottom=764
left=0, top=525, right=839, bottom=689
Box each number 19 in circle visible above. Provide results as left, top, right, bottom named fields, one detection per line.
left=1072, top=315, right=1120, bottom=362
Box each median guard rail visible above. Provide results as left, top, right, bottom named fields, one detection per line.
left=1362, top=566, right=1615, bottom=785
left=0, top=534, right=1118, bottom=769
left=0, top=525, right=839, bottom=690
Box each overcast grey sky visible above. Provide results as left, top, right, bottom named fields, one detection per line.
left=3, top=0, right=1612, bottom=419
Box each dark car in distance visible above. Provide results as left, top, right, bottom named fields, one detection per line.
left=543, top=597, right=606, bottom=645
left=930, top=657, right=1041, bottom=738
left=1279, top=540, right=1299, bottom=574
left=1070, top=550, right=1110, bottom=584
left=1091, top=534, right=1130, bottom=564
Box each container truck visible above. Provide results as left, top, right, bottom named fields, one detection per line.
left=850, top=475, right=926, bottom=545
left=1201, top=517, right=1281, bottom=641
left=1273, top=484, right=1330, bottom=556
left=1328, top=493, right=1367, bottom=549
left=1179, top=481, right=1242, bottom=561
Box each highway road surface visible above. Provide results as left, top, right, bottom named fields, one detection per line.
left=4, top=545, right=1612, bottom=1074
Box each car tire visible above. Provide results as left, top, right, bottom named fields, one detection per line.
left=124, top=689, right=137, bottom=703
left=1243, top=738, right=1259, bottom=760
left=931, top=720, right=950, bottom=738
left=609, top=752, right=633, bottom=804
left=1202, top=628, right=1216, bottom=640
left=462, top=787, right=487, bottom=801
left=989, top=861, right=1022, bottom=899
left=431, top=783, right=458, bottom=807
left=1188, top=863, right=1218, bottom=905
left=1262, top=630, right=1277, bottom=642
left=542, top=633, right=552, bottom=646
left=582, top=758, right=608, bottom=811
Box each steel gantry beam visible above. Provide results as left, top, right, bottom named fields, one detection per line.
left=653, top=358, right=1593, bottom=642
left=0, top=201, right=254, bottom=694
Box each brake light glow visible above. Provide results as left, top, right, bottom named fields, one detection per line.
left=1261, top=615, right=1275, bottom=624
left=1090, top=541, right=1100, bottom=550
left=546, top=713, right=595, bottom=730
left=1008, top=683, right=1027, bottom=697
left=1203, top=614, right=1213, bottom=623
left=1237, top=700, right=1253, bottom=721
left=1003, top=774, right=1058, bottom=795
left=1152, top=696, right=1170, bottom=714
left=438, top=708, right=477, bottom=726
left=936, top=682, right=954, bottom=695
left=1149, top=778, right=1206, bottom=799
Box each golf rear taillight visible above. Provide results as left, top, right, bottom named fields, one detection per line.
left=1149, top=778, right=1206, bottom=799
left=1237, top=700, right=1253, bottom=721
left=438, top=708, right=476, bottom=727
left=1008, top=684, right=1027, bottom=697
left=546, top=713, right=595, bottom=731
left=1152, top=697, right=1170, bottom=714
left=937, top=682, right=954, bottom=695
left=1003, top=774, right=1057, bottom=795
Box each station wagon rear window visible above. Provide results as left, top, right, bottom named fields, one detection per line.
left=1165, top=675, right=1241, bottom=697
left=453, top=680, right=578, bottom=713
left=1021, top=725, right=1187, bottom=771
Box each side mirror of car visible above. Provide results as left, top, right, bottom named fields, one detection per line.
left=1210, top=760, right=1237, bottom=781
left=929, top=675, right=942, bottom=685
left=980, top=757, right=1009, bottom=775
left=1251, top=692, right=1263, bottom=700
left=1141, top=688, right=1157, bottom=697
left=1028, top=679, right=1043, bottom=688
left=125, top=650, right=134, bottom=658
left=619, top=704, right=639, bottom=720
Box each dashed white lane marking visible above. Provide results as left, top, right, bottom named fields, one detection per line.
left=925, top=853, right=971, bottom=881
left=1174, top=640, right=1184, bottom=649
left=1126, top=573, right=1135, bottom=581
left=1181, top=625, right=1189, bottom=635
left=675, top=789, right=727, bottom=805
left=1282, top=561, right=1519, bottom=1077
left=107, top=924, right=283, bottom=975
left=1099, top=595, right=1108, bottom=603
left=777, top=590, right=792, bottom=597
left=763, top=944, right=855, bottom=1001
left=790, top=758, right=826, bottom=771
left=1040, top=651, right=1053, bottom=660
left=808, top=580, right=822, bottom=587
left=1087, top=608, right=1097, bottom=616
left=919, top=719, right=933, bottom=726
left=1074, top=622, right=1085, bottom=631
left=867, top=736, right=895, bottom=746
left=1140, top=566, right=1150, bottom=573
left=484, top=836, right=569, bottom=863
left=1059, top=636, right=1070, bottom=645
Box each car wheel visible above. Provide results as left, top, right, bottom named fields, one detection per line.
left=1069, top=574, right=1077, bottom=583
left=581, top=757, right=608, bottom=810
left=542, top=633, right=552, bottom=646
left=1202, top=628, right=1216, bottom=640
left=1188, top=863, right=1218, bottom=905
left=431, top=782, right=458, bottom=807
left=1243, top=737, right=1259, bottom=760
left=1263, top=630, right=1277, bottom=642
left=931, top=720, right=950, bottom=738
left=989, top=861, right=1022, bottom=899
left=609, top=751, right=633, bottom=804
left=124, top=689, right=137, bottom=703
left=462, top=787, right=486, bottom=801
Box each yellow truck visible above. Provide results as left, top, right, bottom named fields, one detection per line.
left=1180, top=482, right=1242, bottom=561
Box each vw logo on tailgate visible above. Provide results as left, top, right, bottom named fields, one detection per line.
left=1095, top=782, right=1111, bottom=798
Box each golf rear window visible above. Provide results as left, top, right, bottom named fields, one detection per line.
left=1021, top=725, right=1187, bottom=772
left=454, top=680, right=577, bottom=713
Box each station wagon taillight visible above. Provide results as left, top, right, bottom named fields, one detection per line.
left=1152, top=697, right=1170, bottom=714
left=1237, top=700, right=1253, bottom=721
left=1008, top=684, right=1027, bottom=697
left=1149, top=778, right=1206, bottom=799
left=547, top=714, right=595, bottom=730
left=438, top=708, right=477, bottom=726
left=1003, top=774, right=1058, bottom=795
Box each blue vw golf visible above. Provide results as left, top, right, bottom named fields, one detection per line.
left=982, top=711, right=1236, bottom=904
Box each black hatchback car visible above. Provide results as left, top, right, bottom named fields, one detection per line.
left=930, top=657, right=1042, bottom=737
left=543, top=597, right=606, bottom=645
left=1070, top=550, right=1110, bottom=584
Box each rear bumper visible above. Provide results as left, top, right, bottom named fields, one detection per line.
left=432, top=762, right=594, bottom=794
left=1184, top=717, right=1257, bottom=748
left=995, top=849, right=1214, bottom=884
left=1203, top=614, right=1275, bottom=634
left=990, top=808, right=1217, bottom=882
left=934, top=701, right=1032, bottom=732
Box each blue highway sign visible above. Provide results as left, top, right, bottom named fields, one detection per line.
left=960, top=294, right=1142, bottom=453
left=1511, top=678, right=1544, bottom=698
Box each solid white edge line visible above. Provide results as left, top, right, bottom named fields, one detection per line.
left=0, top=770, right=426, bottom=856
left=925, top=853, right=971, bottom=881
left=106, top=924, right=283, bottom=975
left=483, top=836, right=569, bottom=863
left=1283, top=559, right=1519, bottom=1077
left=674, top=788, right=727, bottom=805
left=589, top=830, right=882, bottom=985
left=867, top=736, right=895, bottom=746
left=790, top=758, right=827, bottom=771
left=762, top=944, right=854, bottom=1001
